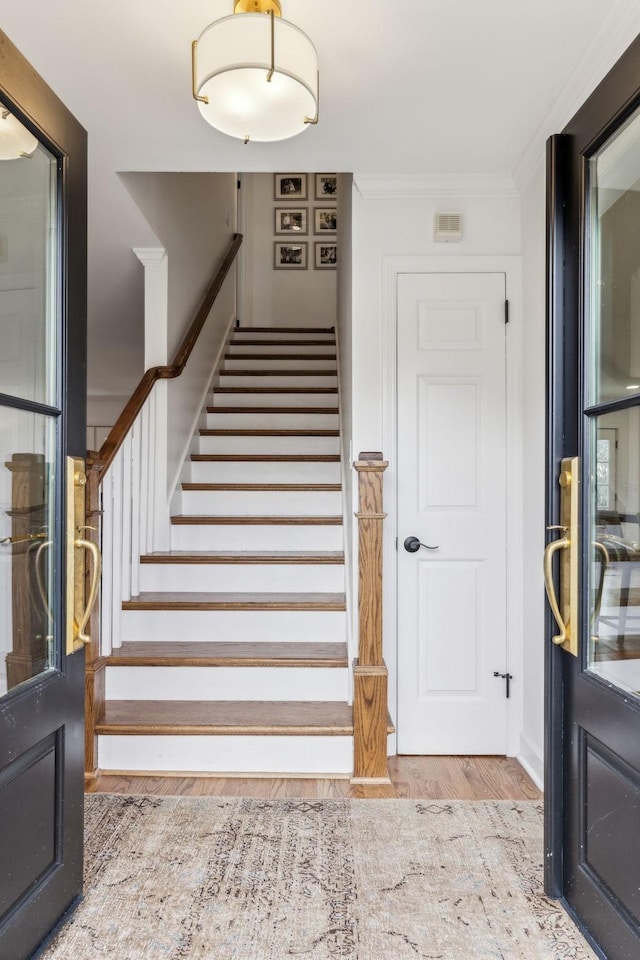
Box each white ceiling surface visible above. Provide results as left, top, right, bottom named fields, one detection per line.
left=2, top=0, right=640, bottom=401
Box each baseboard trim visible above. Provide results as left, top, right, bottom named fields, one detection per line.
left=517, top=733, right=544, bottom=792
left=91, top=768, right=351, bottom=780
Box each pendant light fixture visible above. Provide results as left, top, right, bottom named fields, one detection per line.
left=192, top=0, right=319, bottom=143
left=0, top=109, right=38, bottom=160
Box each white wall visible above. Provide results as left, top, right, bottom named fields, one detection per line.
left=240, top=173, right=337, bottom=329
left=118, top=173, right=238, bottom=503
left=518, top=159, right=547, bottom=784
left=349, top=176, right=525, bottom=758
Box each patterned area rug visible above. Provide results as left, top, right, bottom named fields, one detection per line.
left=40, top=796, right=597, bottom=960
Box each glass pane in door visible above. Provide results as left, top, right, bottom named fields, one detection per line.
left=0, top=407, right=57, bottom=696
left=589, top=407, right=640, bottom=698
left=588, top=105, right=640, bottom=406
left=0, top=107, right=58, bottom=408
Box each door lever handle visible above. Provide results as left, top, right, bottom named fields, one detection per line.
left=404, top=535, right=439, bottom=553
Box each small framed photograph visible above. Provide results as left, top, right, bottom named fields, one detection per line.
left=274, top=173, right=307, bottom=201
left=315, top=173, right=338, bottom=200
left=274, top=241, right=308, bottom=270
left=314, top=241, right=337, bottom=270
left=274, top=207, right=308, bottom=235
left=314, top=207, right=337, bottom=234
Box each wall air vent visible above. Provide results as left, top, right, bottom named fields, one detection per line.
left=434, top=212, right=463, bottom=242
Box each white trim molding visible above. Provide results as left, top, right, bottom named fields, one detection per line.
left=518, top=732, right=544, bottom=791
left=380, top=253, right=524, bottom=760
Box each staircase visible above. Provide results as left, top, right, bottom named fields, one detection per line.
left=95, top=326, right=354, bottom=776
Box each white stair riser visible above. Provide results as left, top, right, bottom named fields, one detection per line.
left=210, top=392, right=338, bottom=408
left=227, top=344, right=335, bottom=356
left=233, top=331, right=335, bottom=341
left=105, top=666, right=349, bottom=702
left=98, top=735, right=352, bottom=775
left=198, top=435, right=340, bottom=455
left=205, top=412, right=339, bottom=430
left=120, top=609, right=347, bottom=643
left=219, top=374, right=338, bottom=388
left=139, top=561, right=344, bottom=593
left=189, top=460, right=341, bottom=484
left=181, top=489, right=342, bottom=516
left=223, top=358, right=337, bottom=371
left=170, top=523, right=343, bottom=551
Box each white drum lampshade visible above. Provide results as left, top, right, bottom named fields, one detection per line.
left=0, top=109, right=38, bottom=160
left=192, top=1, right=318, bottom=143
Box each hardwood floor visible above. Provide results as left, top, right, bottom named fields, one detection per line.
left=86, top=756, right=541, bottom=801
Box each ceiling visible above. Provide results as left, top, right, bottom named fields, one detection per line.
left=2, top=0, right=640, bottom=400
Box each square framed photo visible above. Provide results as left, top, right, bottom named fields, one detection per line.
left=274, top=241, right=308, bottom=270
left=314, top=207, right=337, bottom=234
left=274, top=207, right=308, bottom=235
left=315, top=173, right=338, bottom=200
left=314, top=241, right=337, bottom=270
left=274, top=173, right=307, bottom=201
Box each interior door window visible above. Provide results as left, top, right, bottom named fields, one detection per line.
left=0, top=108, right=60, bottom=698
left=588, top=106, right=640, bottom=698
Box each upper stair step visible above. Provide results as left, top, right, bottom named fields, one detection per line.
left=234, top=327, right=335, bottom=336
left=223, top=357, right=336, bottom=371
left=122, top=591, right=346, bottom=611
left=204, top=410, right=339, bottom=430
left=170, top=516, right=343, bottom=551
left=209, top=390, right=338, bottom=408
left=188, top=458, right=341, bottom=484
left=229, top=339, right=335, bottom=347
left=107, top=640, right=347, bottom=667
left=197, top=432, right=340, bottom=456
left=139, top=549, right=345, bottom=592
left=227, top=345, right=336, bottom=357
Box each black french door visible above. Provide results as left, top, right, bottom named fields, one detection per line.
left=546, top=35, right=640, bottom=960
left=0, top=31, right=87, bottom=959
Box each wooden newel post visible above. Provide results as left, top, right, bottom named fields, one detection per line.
left=352, top=452, right=391, bottom=783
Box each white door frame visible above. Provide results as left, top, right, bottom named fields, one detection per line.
left=380, top=254, right=524, bottom=759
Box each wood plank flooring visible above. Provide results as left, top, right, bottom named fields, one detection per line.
left=87, top=756, right=542, bottom=800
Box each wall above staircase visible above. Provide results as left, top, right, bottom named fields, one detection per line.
left=239, top=173, right=337, bottom=329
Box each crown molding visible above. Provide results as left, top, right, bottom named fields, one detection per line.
left=353, top=173, right=519, bottom=200
left=514, top=1, right=640, bottom=190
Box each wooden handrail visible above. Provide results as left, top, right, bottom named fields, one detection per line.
left=352, top=451, right=391, bottom=784
left=94, top=232, right=243, bottom=480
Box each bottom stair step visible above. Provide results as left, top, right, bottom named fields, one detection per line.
left=96, top=700, right=353, bottom=736
left=96, top=699, right=355, bottom=775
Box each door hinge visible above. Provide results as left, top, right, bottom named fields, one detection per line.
left=493, top=671, right=513, bottom=698
left=504, top=300, right=509, bottom=324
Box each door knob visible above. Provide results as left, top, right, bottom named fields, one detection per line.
left=404, top=535, right=439, bottom=553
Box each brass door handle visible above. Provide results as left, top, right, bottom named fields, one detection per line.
left=543, top=532, right=570, bottom=644
left=74, top=537, right=101, bottom=644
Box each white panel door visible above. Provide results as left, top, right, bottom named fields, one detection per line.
left=396, top=272, right=508, bottom=754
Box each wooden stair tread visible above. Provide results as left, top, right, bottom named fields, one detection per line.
left=200, top=429, right=339, bottom=436
left=191, top=454, right=340, bottom=462
left=225, top=353, right=336, bottom=361
left=140, top=550, right=344, bottom=564
left=107, top=640, right=348, bottom=667
left=181, top=483, right=341, bottom=492
left=123, top=592, right=346, bottom=610
left=214, top=387, right=338, bottom=394
left=221, top=370, right=338, bottom=377
left=229, top=339, right=335, bottom=346
left=207, top=406, right=339, bottom=414
left=97, top=700, right=354, bottom=736
left=171, top=515, right=343, bottom=526
left=235, top=327, right=334, bottom=333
